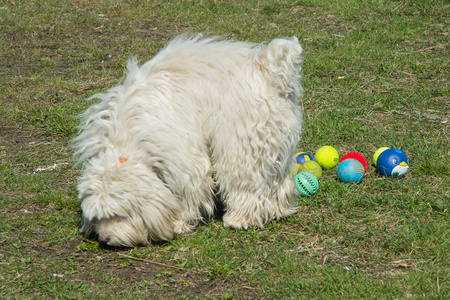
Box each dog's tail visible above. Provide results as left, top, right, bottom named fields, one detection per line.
left=257, top=37, right=303, bottom=98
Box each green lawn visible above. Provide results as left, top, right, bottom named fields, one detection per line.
left=1, top=0, right=448, bottom=298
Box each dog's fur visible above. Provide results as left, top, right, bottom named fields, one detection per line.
left=73, top=34, right=303, bottom=247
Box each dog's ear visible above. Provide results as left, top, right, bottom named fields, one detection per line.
left=78, top=163, right=131, bottom=221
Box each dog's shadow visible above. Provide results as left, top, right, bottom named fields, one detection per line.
left=211, top=191, right=226, bottom=221
left=82, top=235, right=168, bottom=250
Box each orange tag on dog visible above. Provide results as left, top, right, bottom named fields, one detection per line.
left=119, top=158, right=128, bottom=164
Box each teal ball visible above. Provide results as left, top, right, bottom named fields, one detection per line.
left=293, top=171, right=319, bottom=196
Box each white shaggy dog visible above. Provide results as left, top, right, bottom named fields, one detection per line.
left=73, top=34, right=303, bottom=247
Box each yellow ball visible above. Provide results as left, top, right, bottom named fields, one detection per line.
left=314, top=146, right=339, bottom=169
left=373, top=147, right=390, bottom=167
left=298, top=161, right=322, bottom=180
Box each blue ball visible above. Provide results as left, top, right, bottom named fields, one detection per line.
left=295, top=152, right=313, bottom=167
left=337, top=159, right=364, bottom=183
left=377, top=149, right=409, bottom=178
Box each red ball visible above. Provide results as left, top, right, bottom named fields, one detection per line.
left=339, top=152, right=367, bottom=172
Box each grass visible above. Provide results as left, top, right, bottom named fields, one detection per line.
left=0, top=0, right=449, bottom=298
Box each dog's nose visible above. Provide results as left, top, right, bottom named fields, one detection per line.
left=98, top=234, right=110, bottom=244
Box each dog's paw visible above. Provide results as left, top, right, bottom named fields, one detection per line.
left=173, top=220, right=194, bottom=235
left=222, top=213, right=263, bottom=230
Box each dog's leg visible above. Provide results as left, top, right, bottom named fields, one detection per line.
left=172, top=168, right=214, bottom=235
left=219, top=175, right=297, bottom=230
left=172, top=174, right=214, bottom=234
left=270, top=174, right=298, bottom=220
left=212, top=113, right=300, bottom=230
left=166, top=144, right=215, bottom=235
